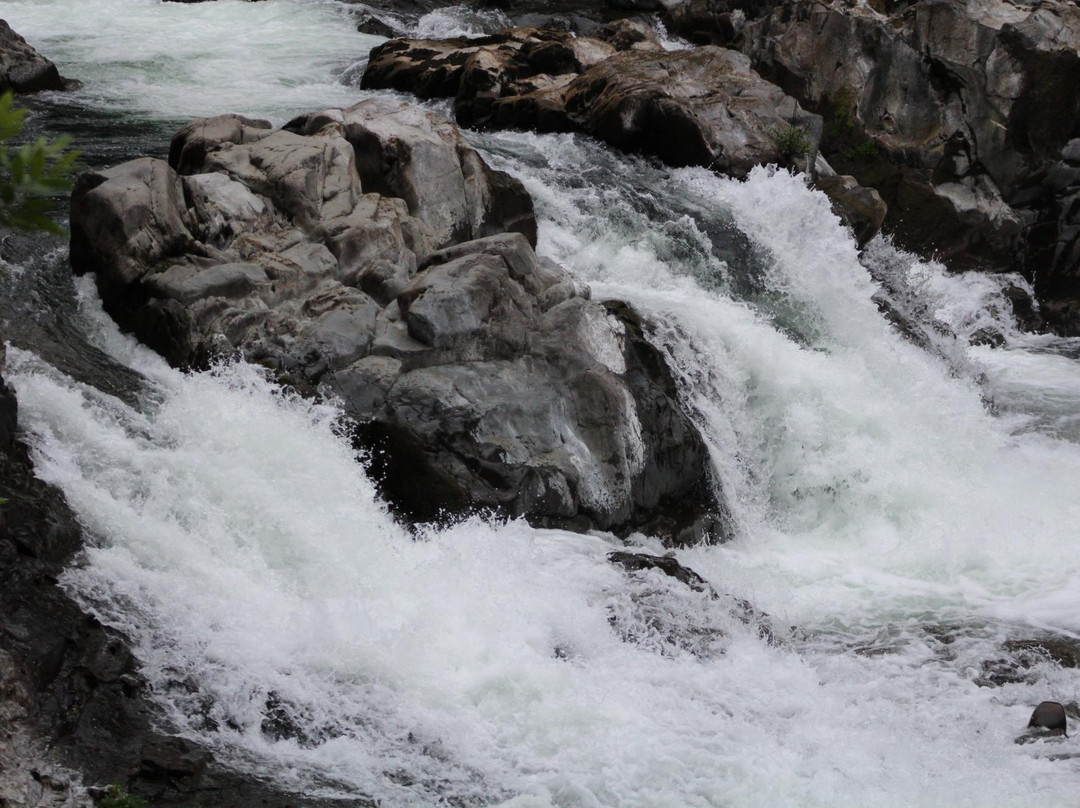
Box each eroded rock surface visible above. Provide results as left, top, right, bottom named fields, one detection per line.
left=363, top=26, right=825, bottom=178
left=689, top=0, right=1080, bottom=329
left=70, top=99, right=724, bottom=542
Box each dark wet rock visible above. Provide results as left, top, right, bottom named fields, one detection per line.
left=0, top=19, right=73, bottom=94
left=1029, top=701, right=1068, bottom=732
left=364, top=31, right=821, bottom=178
left=69, top=100, right=724, bottom=543
left=362, top=27, right=627, bottom=130
left=357, top=14, right=398, bottom=37
left=1001, top=282, right=1045, bottom=333
left=699, top=0, right=1080, bottom=330
left=665, top=0, right=773, bottom=45
left=607, top=550, right=776, bottom=641
left=816, top=172, right=887, bottom=248
left=969, top=326, right=1005, bottom=349
left=1017, top=700, right=1069, bottom=744
left=609, top=550, right=713, bottom=593
left=870, top=289, right=952, bottom=354
left=1005, top=637, right=1080, bottom=669
left=975, top=634, right=1080, bottom=688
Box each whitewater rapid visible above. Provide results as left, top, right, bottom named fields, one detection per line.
left=5, top=1, right=1080, bottom=805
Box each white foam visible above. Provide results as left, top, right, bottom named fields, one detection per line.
left=7, top=3, right=1080, bottom=804
left=3, top=0, right=376, bottom=125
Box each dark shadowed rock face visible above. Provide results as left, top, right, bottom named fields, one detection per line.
left=0, top=19, right=73, bottom=94
left=69, top=100, right=724, bottom=543
left=683, top=0, right=1080, bottom=329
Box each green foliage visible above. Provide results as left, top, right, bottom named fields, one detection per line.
left=841, top=138, right=882, bottom=162
left=95, top=785, right=148, bottom=808
left=829, top=87, right=857, bottom=136
left=0, top=92, right=79, bottom=235
left=770, top=123, right=815, bottom=161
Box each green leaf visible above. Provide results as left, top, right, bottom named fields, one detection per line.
left=0, top=91, right=79, bottom=235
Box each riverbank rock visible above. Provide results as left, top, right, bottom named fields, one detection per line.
left=364, top=29, right=825, bottom=177
left=69, top=99, right=725, bottom=543
left=663, top=0, right=1080, bottom=331
left=0, top=20, right=73, bottom=94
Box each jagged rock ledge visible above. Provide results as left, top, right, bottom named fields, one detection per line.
left=69, top=97, right=726, bottom=544
left=662, top=0, right=1080, bottom=333
left=360, top=21, right=886, bottom=245
left=360, top=0, right=1080, bottom=330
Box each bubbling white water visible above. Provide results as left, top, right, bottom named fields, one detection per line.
left=8, top=332, right=1078, bottom=808
left=2, top=0, right=375, bottom=124
left=487, top=134, right=1080, bottom=636
left=5, top=0, right=1080, bottom=804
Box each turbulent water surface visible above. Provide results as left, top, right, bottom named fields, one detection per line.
left=5, top=1, right=1080, bottom=805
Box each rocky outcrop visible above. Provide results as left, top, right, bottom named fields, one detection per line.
left=563, top=46, right=822, bottom=174
left=0, top=20, right=73, bottom=94
left=362, top=24, right=650, bottom=126
left=69, top=99, right=724, bottom=543
left=666, top=0, right=1080, bottom=330
left=363, top=26, right=827, bottom=178
left=361, top=26, right=894, bottom=243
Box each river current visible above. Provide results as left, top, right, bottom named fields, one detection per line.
left=4, top=1, right=1080, bottom=805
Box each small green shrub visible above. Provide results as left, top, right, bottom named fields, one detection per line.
left=770, top=124, right=815, bottom=160
left=829, top=87, right=857, bottom=135
left=94, top=785, right=148, bottom=808
left=841, top=138, right=882, bottom=162
left=0, top=91, right=79, bottom=235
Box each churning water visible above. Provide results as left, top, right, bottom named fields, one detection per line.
left=5, top=1, right=1080, bottom=805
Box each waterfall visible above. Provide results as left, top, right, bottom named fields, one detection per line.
left=4, top=1, right=1080, bottom=805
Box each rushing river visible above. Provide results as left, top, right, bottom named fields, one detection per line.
left=4, top=1, right=1080, bottom=805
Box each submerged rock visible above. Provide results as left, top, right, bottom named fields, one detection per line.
left=608, top=550, right=775, bottom=637
left=609, top=550, right=714, bottom=593
left=69, top=99, right=725, bottom=543
left=1028, top=701, right=1068, bottom=733
left=0, top=19, right=74, bottom=94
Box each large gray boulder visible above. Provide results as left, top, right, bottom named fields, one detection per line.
left=285, top=100, right=537, bottom=248
left=70, top=101, right=724, bottom=542
left=0, top=20, right=72, bottom=94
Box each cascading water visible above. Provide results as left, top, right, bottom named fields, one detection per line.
left=4, top=1, right=1080, bottom=805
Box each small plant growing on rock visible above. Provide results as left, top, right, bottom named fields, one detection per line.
left=770, top=122, right=814, bottom=161
left=842, top=138, right=882, bottom=162
left=94, top=784, right=148, bottom=808
left=769, top=102, right=815, bottom=162
left=0, top=91, right=78, bottom=235
left=828, top=87, right=857, bottom=136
